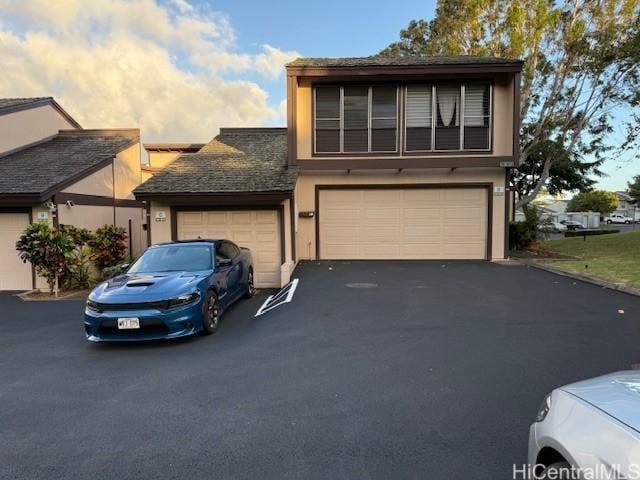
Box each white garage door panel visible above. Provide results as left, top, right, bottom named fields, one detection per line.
left=319, top=188, right=487, bottom=260
left=0, top=213, right=32, bottom=290
left=177, top=210, right=281, bottom=288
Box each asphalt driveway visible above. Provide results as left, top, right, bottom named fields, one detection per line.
left=1, top=261, right=639, bottom=479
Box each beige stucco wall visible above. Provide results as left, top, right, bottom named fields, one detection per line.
left=295, top=75, right=514, bottom=159
left=149, top=202, right=172, bottom=244
left=294, top=168, right=507, bottom=261
left=115, top=206, right=146, bottom=257
left=148, top=151, right=182, bottom=169
left=0, top=104, right=77, bottom=155
left=57, top=204, right=115, bottom=230
left=115, top=143, right=142, bottom=199
left=62, top=164, right=114, bottom=196
left=61, top=142, right=141, bottom=199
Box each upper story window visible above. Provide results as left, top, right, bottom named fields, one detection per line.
left=314, top=86, right=398, bottom=154
left=405, top=83, right=491, bottom=152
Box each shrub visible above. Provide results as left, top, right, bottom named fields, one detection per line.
left=15, top=223, right=75, bottom=294
left=61, top=225, right=95, bottom=245
left=509, top=205, right=543, bottom=250
left=90, top=225, right=127, bottom=271
left=67, top=245, right=96, bottom=289
left=564, top=229, right=620, bottom=237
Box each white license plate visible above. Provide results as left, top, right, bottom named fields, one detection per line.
left=117, top=318, right=140, bottom=329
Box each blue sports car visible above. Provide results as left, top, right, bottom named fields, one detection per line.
left=84, top=239, right=255, bottom=341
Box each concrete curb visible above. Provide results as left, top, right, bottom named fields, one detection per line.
left=17, top=289, right=89, bottom=301
left=515, top=259, right=640, bottom=298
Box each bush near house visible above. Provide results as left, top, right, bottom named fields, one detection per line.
left=510, top=206, right=545, bottom=250
left=89, top=225, right=128, bottom=272
left=16, top=223, right=130, bottom=293
left=15, top=223, right=75, bottom=294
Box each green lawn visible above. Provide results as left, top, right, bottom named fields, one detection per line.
left=540, top=230, right=640, bottom=287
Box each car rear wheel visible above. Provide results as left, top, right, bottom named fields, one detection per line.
left=607, top=219, right=612, bottom=224
left=539, top=462, right=573, bottom=479
left=201, top=291, right=219, bottom=335
left=244, top=268, right=256, bottom=299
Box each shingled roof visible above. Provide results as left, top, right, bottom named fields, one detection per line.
left=286, top=55, right=523, bottom=68
left=134, top=128, right=297, bottom=197
left=0, top=129, right=139, bottom=201
left=0, top=97, right=52, bottom=111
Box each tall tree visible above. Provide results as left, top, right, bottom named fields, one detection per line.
left=381, top=0, right=640, bottom=208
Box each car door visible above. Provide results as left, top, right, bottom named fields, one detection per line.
left=224, top=241, right=244, bottom=300
left=217, top=241, right=243, bottom=302
left=214, top=243, right=233, bottom=307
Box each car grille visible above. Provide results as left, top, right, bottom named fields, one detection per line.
left=98, top=318, right=169, bottom=336
left=90, top=300, right=170, bottom=313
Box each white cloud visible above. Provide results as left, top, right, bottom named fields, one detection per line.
left=0, top=0, right=300, bottom=142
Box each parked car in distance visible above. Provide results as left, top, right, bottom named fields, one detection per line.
left=540, top=221, right=568, bottom=233
left=84, top=239, right=255, bottom=342
left=559, top=220, right=585, bottom=230
left=529, top=371, right=640, bottom=479
left=605, top=213, right=634, bottom=224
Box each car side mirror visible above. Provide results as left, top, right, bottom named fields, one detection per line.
left=218, top=258, right=232, bottom=268
left=120, top=263, right=130, bottom=271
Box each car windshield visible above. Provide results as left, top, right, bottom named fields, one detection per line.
left=128, top=245, right=213, bottom=273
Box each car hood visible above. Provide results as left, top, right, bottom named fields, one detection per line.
left=561, top=371, right=640, bottom=433
left=91, top=271, right=211, bottom=302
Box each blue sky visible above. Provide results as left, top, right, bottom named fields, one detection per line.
left=0, top=0, right=635, bottom=191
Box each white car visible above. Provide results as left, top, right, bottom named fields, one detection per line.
left=605, top=213, right=634, bottom=224
left=529, top=371, right=640, bottom=479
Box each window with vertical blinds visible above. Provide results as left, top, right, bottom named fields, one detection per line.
left=404, top=83, right=491, bottom=152
left=314, top=85, right=398, bottom=154
left=463, top=84, right=490, bottom=150
left=314, top=83, right=490, bottom=154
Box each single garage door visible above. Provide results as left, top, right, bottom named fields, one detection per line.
left=319, top=187, right=488, bottom=260
left=0, top=213, right=32, bottom=290
left=177, top=210, right=281, bottom=287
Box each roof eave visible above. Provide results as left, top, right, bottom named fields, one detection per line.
left=286, top=62, right=524, bottom=77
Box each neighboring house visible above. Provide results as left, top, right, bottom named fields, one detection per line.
left=135, top=55, right=523, bottom=287
left=142, top=143, right=205, bottom=181
left=543, top=200, right=569, bottom=214
left=0, top=97, right=146, bottom=291
left=614, top=191, right=640, bottom=221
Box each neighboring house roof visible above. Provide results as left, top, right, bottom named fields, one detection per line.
left=615, top=191, right=633, bottom=201
left=543, top=200, right=569, bottom=214
left=0, top=97, right=82, bottom=129
left=143, top=143, right=205, bottom=152
left=134, top=128, right=297, bottom=197
left=0, top=129, right=139, bottom=202
left=286, top=55, right=523, bottom=68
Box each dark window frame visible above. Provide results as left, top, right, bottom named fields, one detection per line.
left=313, top=85, right=399, bottom=154
left=404, top=82, right=492, bottom=153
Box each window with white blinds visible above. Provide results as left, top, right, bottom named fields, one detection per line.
left=404, top=83, right=491, bottom=152
left=314, top=85, right=398, bottom=154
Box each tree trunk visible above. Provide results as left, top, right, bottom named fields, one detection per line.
left=514, top=158, right=552, bottom=210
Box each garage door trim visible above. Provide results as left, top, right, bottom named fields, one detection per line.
left=170, top=205, right=286, bottom=265
left=314, top=183, right=493, bottom=261
left=0, top=206, right=35, bottom=290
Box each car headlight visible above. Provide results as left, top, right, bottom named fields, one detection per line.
left=167, top=292, right=201, bottom=309
left=86, top=299, right=101, bottom=312
left=535, top=394, right=552, bottom=422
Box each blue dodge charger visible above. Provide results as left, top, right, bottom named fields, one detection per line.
left=85, top=239, right=255, bottom=341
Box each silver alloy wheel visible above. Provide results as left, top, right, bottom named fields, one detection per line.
left=207, top=296, right=219, bottom=330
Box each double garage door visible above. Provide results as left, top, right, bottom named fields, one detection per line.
left=0, top=213, right=32, bottom=290
left=177, top=210, right=281, bottom=288
left=319, top=187, right=488, bottom=260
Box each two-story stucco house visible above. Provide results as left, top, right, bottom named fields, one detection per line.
left=0, top=97, right=146, bottom=291
left=134, top=56, right=523, bottom=288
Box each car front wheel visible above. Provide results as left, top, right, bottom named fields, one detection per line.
left=201, top=291, right=219, bottom=335
left=607, top=220, right=612, bottom=224
left=539, top=462, right=573, bottom=479
left=244, top=268, right=256, bottom=298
